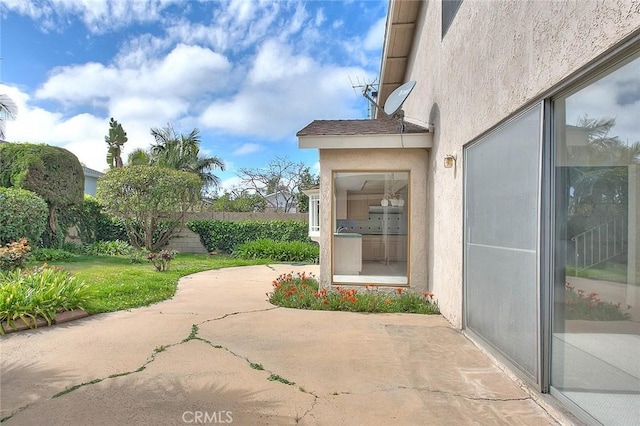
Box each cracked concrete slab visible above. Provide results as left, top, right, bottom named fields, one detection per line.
left=1, top=265, right=561, bottom=425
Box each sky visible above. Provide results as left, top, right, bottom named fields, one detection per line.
left=0, top=0, right=388, bottom=193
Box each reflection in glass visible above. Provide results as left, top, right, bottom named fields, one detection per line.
left=552, top=55, right=640, bottom=425
left=332, top=172, right=409, bottom=285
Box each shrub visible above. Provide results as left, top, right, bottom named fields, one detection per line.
left=97, top=165, right=202, bottom=251
left=147, top=250, right=177, bottom=271
left=233, top=239, right=318, bottom=263
left=564, top=282, right=631, bottom=320
left=0, top=265, right=92, bottom=333
left=0, top=187, right=48, bottom=246
left=30, top=248, right=78, bottom=262
left=129, top=248, right=150, bottom=264
left=268, top=272, right=440, bottom=314
left=0, top=143, right=84, bottom=243
left=69, top=196, right=128, bottom=244
left=187, top=220, right=310, bottom=253
left=0, top=238, right=31, bottom=271
left=83, top=240, right=134, bottom=257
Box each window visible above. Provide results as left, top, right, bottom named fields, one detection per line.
left=309, top=193, right=320, bottom=235
left=332, top=172, right=409, bottom=285
left=442, top=0, right=463, bottom=38
left=464, top=104, right=543, bottom=382
left=551, top=53, right=640, bottom=425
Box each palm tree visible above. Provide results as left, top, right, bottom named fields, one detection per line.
left=0, top=94, right=18, bottom=140
left=127, top=148, right=152, bottom=166
left=148, top=124, right=225, bottom=192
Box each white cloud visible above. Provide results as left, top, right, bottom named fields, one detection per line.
left=2, top=1, right=385, bottom=173
left=248, top=39, right=313, bottom=85
left=200, top=39, right=373, bottom=139
left=315, top=8, right=325, bottom=27
left=364, top=17, right=386, bottom=51
left=37, top=44, right=231, bottom=104
left=233, top=143, right=262, bottom=156
left=0, top=0, right=179, bottom=34
left=218, top=176, right=244, bottom=194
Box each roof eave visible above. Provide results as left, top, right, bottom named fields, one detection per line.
left=298, top=132, right=432, bottom=150
left=377, top=0, right=421, bottom=118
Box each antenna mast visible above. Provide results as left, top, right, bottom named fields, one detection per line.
left=350, top=76, right=379, bottom=119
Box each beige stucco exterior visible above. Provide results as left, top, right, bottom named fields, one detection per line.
left=317, top=148, right=429, bottom=292
left=392, top=0, right=640, bottom=328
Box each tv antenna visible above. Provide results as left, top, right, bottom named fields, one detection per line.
left=350, top=76, right=379, bottom=119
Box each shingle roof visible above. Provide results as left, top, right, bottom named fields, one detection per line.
left=82, top=166, right=105, bottom=177
left=296, top=119, right=429, bottom=137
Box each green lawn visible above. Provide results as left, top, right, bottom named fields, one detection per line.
left=39, top=254, right=271, bottom=314
left=568, top=262, right=628, bottom=284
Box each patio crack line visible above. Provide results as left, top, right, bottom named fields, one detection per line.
left=186, top=324, right=320, bottom=424
left=196, top=306, right=280, bottom=326
left=397, top=386, right=532, bottom=402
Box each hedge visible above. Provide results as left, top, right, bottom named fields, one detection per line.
left=233, top=239, right=319, bottom=263
left=0, top=187, right=49, bottom=246
left=186, top=220, right=310, bottom=253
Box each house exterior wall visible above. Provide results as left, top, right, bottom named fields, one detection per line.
left=84, top=176, right=99, bottom=196
left=318, top=148, right=429, bottom=292
left=399, top=0, right=640, bottom=328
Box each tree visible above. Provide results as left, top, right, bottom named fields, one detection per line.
left=0, top=143, right=84, bottom=242
left=296, top=168, right=320, bottom=213
left=148, top=124, right=225, bottom=193
left=105, top=117, right=128, bottom=168
left=127, top=148, right=151, bottom=166
left=210, top=190, right=267, bottom=212
left=0, top=94, right=18, bottom=140
left=565, top=116, right=639, bottom=235
left=96, top=165, right=202, bottom=251
left=237, top=156, right=316, bottom=213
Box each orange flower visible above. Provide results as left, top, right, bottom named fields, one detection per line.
left=348, top=296, right=357, bottom=303
left=395, top=287, right=403, bottom=294
left=323, top=300, right=328, bottom=305
left=385, top=299, right=392, bottom=305
left=422, top=292, right=434, bottom=300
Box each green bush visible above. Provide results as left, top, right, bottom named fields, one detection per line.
left=97, top=165, right=202, bottom=251
left=69, top=196, right=128, bottom=244
left=0, top=143, right=84, bottom=247
left=233, top=239, right=318, bottom=263
left=30, top=248, right=78, bottom=262
left=83, top=240, right=134, bottom=257
left=0, top=187, right=48, bottom=246
left=187, top=220, right=310, bottom=253
left=0, top=265, right=92, bottom=333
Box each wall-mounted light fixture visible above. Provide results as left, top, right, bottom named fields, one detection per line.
left=444, top=154, right=457, bottom=169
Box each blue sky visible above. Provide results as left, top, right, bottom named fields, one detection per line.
left=0, top=0, right=387, bottom=192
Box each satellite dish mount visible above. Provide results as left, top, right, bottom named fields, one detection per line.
left=362, top=80, right=416, bottom=120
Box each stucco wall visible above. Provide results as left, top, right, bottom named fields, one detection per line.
left=399, top=0, right=640, bottom=327
left=318, top=148, right=430, bottom=292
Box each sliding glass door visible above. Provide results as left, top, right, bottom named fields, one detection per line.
left=464, top=104, right=543, bottom=383
left=551, top=53, right=640, bottom=425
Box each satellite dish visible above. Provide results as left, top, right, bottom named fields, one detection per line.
left=383, top=80, right=416, bottom=117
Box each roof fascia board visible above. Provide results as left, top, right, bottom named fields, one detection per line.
left=299, top=133, right=432, bottom=149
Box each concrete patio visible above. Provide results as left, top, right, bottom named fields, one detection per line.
left=1, top=265, right=564, bottom=425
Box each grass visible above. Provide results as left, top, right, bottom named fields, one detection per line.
left=268, top=272, right=440, bottom=315
left=568, top=262, right=629, bottom=284
left=32, top=254, right=272, bottom=314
